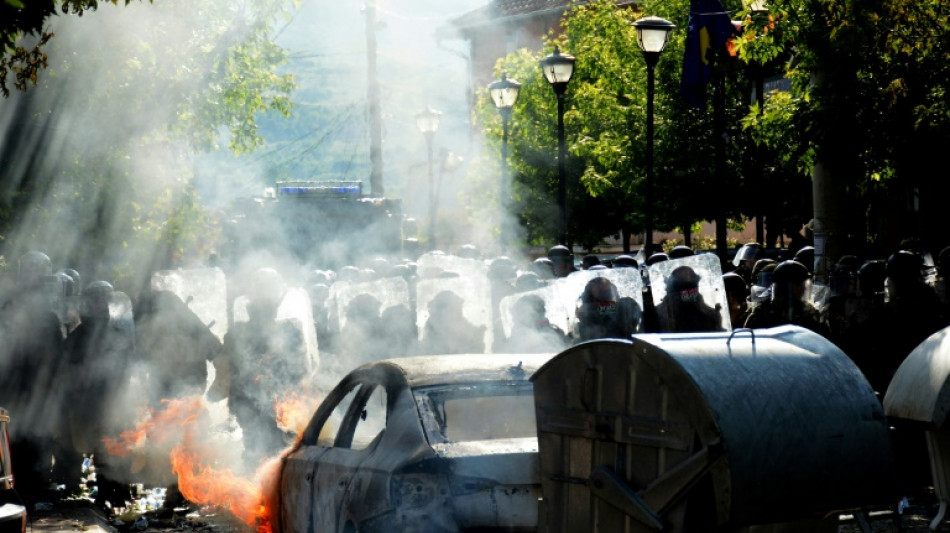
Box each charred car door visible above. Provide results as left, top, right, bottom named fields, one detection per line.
left=311, top=378, right=389, bottom=532
left=279, top=380, right=363, bottom=533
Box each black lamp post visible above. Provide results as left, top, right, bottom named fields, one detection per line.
left=416, top=106, right=442, bottom=249
left=539, top=46, right=575, bottom=245
left=633, top=16, right=675, bottom=256
left=488, top=73, right=521, bottom=207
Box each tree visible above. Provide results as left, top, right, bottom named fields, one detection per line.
left=735, top=0, right=950, bottom=258
left=473, top=0, right=756, bottom=251
left=0, top=0, right=295, bottom=287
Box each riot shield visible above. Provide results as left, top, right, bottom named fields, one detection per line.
left=231, top=287, right=319, bottom=374
left=110, top=290, right=136, bottom=345
left=648, top=254, right=732, bottom=332
left=564, top=269, right=645, bottom=341
left=416, top=274, right=492, bottom=355
left=324, top=277, right=414, bottom=371
left=150, top=268, right=229, bottom=343
left=496, top=282, right=574, bottom=353
left=327, top=277, right=411, bottom=334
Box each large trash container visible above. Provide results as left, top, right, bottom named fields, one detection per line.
left=884, top=325, right=950, bottom=530
left=531, top=325, right=893, bottom=532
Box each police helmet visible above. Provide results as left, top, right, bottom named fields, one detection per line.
left=18, top=251, right=52, bottom=285
left=646, top=253, right=669, bottom=266
left=82, top=280, right=114, bottom=317
left=667, top=266, right=701, bottom=292
left=488, top=256, right=518, bottom=281
left=668, top=245, right=695, bottom=259
left=858, top=260, right=886, bottom=296
left=772, top=260, right=810, bottom=285
left=885, top=251, right=923, bottom=283
left=62, top=269, right=82, bottom=293
left=612, top=255, right=638, bottom=268
left=547, top=245, right=572, bottom=258
left=793, top=246, right=815, bottom=272
left=514, top=272, right=546, bottom=292
left=733, top=243, right=763, bottom=267
left=722, top=272, right=748, bottom=299
left=583, top=277, right=619, bottom=303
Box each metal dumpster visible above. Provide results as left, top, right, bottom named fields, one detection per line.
left=883, top=325, right=950, bottom=530
left=531, top=325, right=893, bottom=532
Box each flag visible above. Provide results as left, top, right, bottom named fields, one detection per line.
left=680, top=0, right=737, bottom=107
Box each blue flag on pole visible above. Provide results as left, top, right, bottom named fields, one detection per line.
left=680, top=0, right=737, bottom=107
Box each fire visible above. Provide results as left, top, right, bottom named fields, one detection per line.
left=103, top=395, right=281, bottom=533
left=170, top=439, right=276, bottom=532
left=102, top=396, right=204, bottom=457
left=274, top=392, right=318, bottom=435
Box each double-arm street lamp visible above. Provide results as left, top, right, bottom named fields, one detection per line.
left=632, top=16, right=675, bottom=256
left=539, top=46, right=576, bottom=246
left=416, top=106, right=442, bottom=249
left=488, top=73, right=521, bottom=207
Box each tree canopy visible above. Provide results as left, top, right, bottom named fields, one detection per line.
left=473, top=0, right=950, bottom=256
left=0, top=0, right=296, bottom=285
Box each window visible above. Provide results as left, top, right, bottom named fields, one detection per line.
left=414, top=381, right=536, bottom=444
left=316, top=384, right=360, bottom=447
left=350, top=385, right=387, bottom=450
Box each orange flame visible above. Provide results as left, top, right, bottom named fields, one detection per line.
left=104, top=395, right=280, bottom=533
left=274, top=392, right=318, bottom=435
left=170, top=439, right=277, bottom=532
left=102, top=396, right=203, bottom=458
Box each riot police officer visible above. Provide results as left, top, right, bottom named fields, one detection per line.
left=654, top=266, right=723, bottom=333
left=575, top=277, right=641, bottom=341
left=744, top=260, right=828, bottom=336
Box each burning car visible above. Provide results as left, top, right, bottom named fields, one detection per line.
left=271, top=353, right=553, bottom=532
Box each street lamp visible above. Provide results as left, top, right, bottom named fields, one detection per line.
left=539, top=46, right=575, bottom=246
left=488, top=73, right=521, bottom=206
left=416, top=105, right=442, bottom=249
left=633, top=16, right=675, bottom=256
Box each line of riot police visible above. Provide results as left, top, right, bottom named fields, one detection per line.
left=0, top=251, right=135, bottom=508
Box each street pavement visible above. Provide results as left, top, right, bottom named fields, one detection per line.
left=18, top=488, right=950, bottom=533
left=25, top=500, right=251, bottom=533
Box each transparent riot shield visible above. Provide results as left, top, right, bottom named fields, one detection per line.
left=231, top=287, right=319, bottom=373
left=499, top=284, right=562, bottom=340
left=559, top=269, right=645, bottom=341
left=151, top=268, right=229, bottom=343
left=324, top=277, right=414, bottom=371
left=327, top=277, right=411, bottom=334
left=110, top=290, right=136, bottom=343
left=416, top=274, right=492, bottom=355
left=648, top=254, right=731, bottom=332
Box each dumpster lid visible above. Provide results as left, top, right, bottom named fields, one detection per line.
left=884, top=325, right=950, bottom=427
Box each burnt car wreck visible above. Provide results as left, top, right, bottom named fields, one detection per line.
left=271, top=353, right=552, bottom=533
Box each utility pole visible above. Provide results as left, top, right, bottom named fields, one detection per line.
left=365, top=1, right=383, bottom=196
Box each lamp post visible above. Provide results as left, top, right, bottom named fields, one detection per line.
left=539, top=46, right=575, bottom=246
left=488, top=73, right=521, bottom=207
left=416, top=106, right=442, bottom=249
left=633, top=16, right=675, bottom=256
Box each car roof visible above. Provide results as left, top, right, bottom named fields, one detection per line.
left=369, top=353, right=556, bottom=388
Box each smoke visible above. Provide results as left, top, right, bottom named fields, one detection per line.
left=0, top=0, right=547, bottom=523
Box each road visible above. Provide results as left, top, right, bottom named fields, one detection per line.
left=21, top=488, right=950, bottom=533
